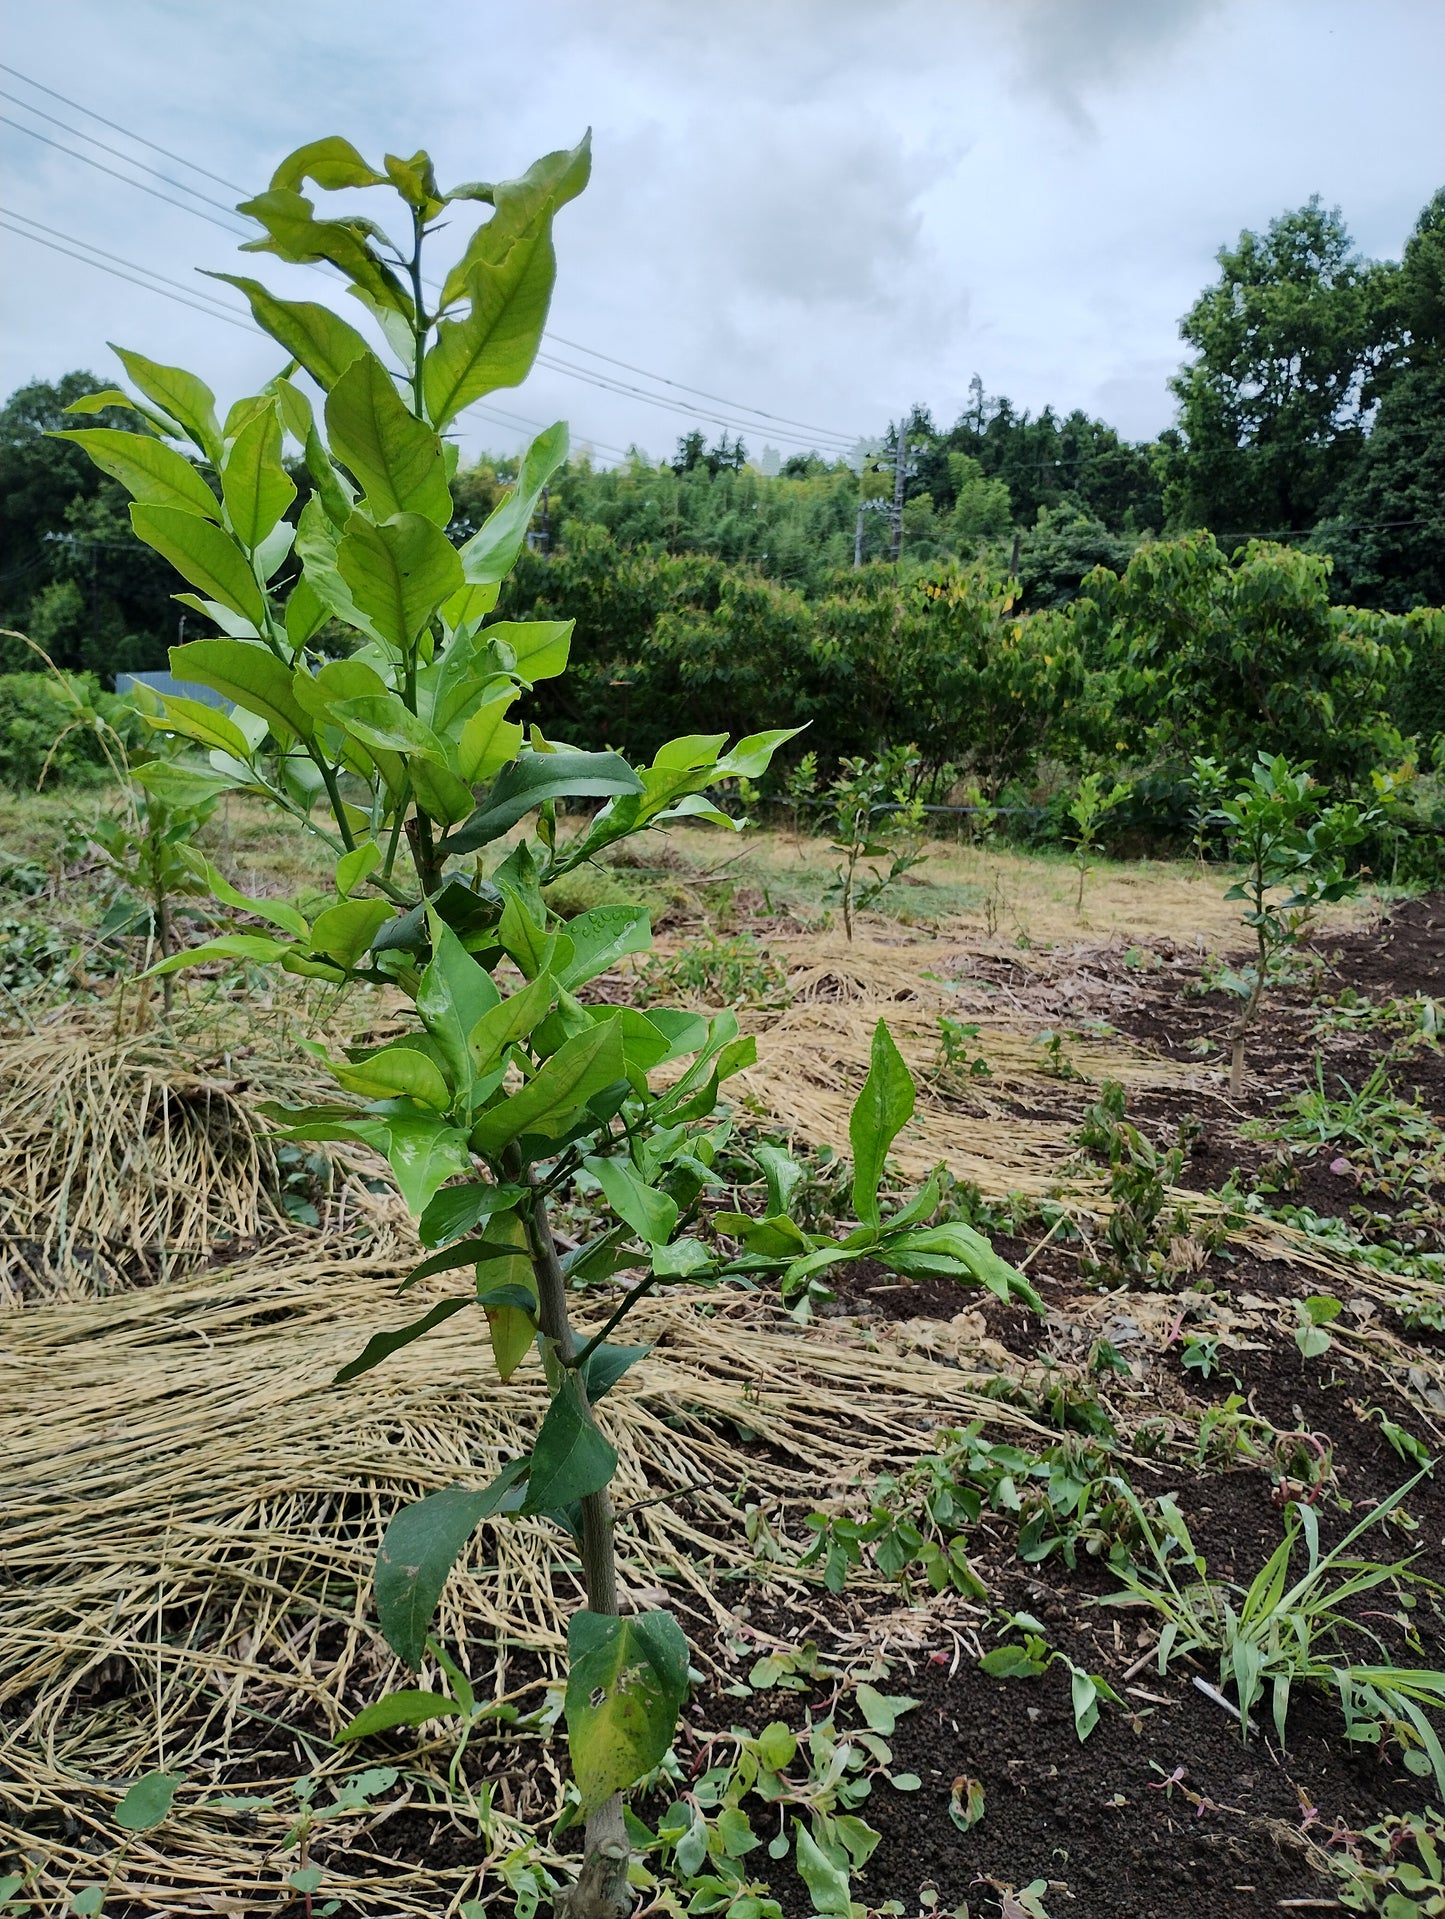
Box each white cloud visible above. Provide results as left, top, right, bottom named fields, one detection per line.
left=2, top=0, right=1442, bottom=459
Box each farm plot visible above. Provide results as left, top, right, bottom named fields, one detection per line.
left=5, top=866, right=1445, bottom=1919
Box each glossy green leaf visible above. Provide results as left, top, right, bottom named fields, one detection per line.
left=326, top=353, right=452, bottom=525
left=423, top=214, right=557, bottom=427
left=371, top=1114, right=473, bottom=1213
left=271, top=135, right=388, bottom=193
left=979, top=1645, right=1047, bottom=1679
left=455, top=420, right=569, bottom=588
left=335, top=842, right=381, bottom=896
left=145, top=693, right=253, bottom=759
left=220, top=405, right=295, bottom=550
left=555, top=905, right=652, bottom=990
left=447, top=750, right=643, bottom=855
left=114, top=1770, right=183, bottom=1832
left=310, top=897, right=393, bottom=967
left=210, top=274, right=372, bottom=389
left=335, top=1689, right=463, bottom=1744
left=333, top=1296, right=472, bottom=1384
left=239, top=188, right=412, bottom=315
left=375, top=1469, right=527, bottom=1668
left=470, top=1014, right=625, bottom=1155
left=133, top=506, right=265, bottom=626
left=334, top=1043, right=451, bottom=1109
left=180, top=853, right=310, bottom=940
left=879, top=1221, right=1041, bottom=1310
left=171, top=637, right=312, bottom=738
left=485, top=619, right=573, bottom=683
left=564, top=1606, right=688, bottom=1817
left=418, top=1179, right=529, bottom=1249
left=467, top=973, right=556, bottom=1075
left=59, top=428, right=219, bottom=519
left=147, top=932, right=291, bottom=977
left=520, top=1381, right=616, bottom=1516
left=456, top=688, right=523, bottom=783
left=854, top=1684, right=919, bottom=1734
left=849, top=1019, right=916, bottom=1230
left=110, top=345, right=221, bottom=458
left=337, top=511, right=464, bottom=647
left=578, top=1340, right=650, bottom=1402
left=478, top=1211, right=538, bottom=1381
left=794, top=1824, right=851, bottom=1916
left=418, top=919, right=501, bottom=1089
left=584, top=1155, right=677, bottom=1245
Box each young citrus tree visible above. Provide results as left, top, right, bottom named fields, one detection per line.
left=62, top=135, right=1039, bottom=1916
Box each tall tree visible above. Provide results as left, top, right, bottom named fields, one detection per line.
left=1316, top=188, right=1445, bottom=609
left=1165, top=198, right=1399, bottom=539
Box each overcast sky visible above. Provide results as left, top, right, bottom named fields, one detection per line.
left=3, top=0, right=1443, bottom=465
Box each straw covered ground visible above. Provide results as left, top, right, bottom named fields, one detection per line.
left=5, top=835, right=1445, bottom=1918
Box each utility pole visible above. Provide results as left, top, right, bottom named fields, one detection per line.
left=889, top=420, right=909, bottom=564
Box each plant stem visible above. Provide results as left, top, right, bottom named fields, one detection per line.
left=1230, top=907, right=1268, bottom=1098
left=523, top=1184, right=631, bottom=1919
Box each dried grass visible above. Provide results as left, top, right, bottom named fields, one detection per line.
left=1, top=1252, right=1047, bottom=1912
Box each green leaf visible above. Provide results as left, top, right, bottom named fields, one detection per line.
left=70, top=1891, right=104, bottom=1918
left=651, top=1237, right=713, bottom=1280
left=370, top=1113, right=473, bottom=1213
left=333, top=1043, right=451, bottom=1110
left=110, top=345, right=221, bottom=458
left=979, top=1646, right=1047, bottom=1679
left=467, top=972, right=556, bottom=1076
left=424, top=216, right=557, bottom=428
left=179, top=852, right=310, bottom=940
left=854, top=1684, right=919, bottom=1735
left=564, top=1607, right=689, bottom=1817
left=419, top=1179, right=529, bottom=1249
left=456, top=688, right=524, bottom=783
left=755, top=1721, right=797, bottom=1770
left=271, top=135, right=388, bottom=193
left=211, top=275, right=371, bottom=389
left=288, top=1868, right=324, bottom=1896
left=453, top=420, right=569, bottom=591
left=520, top=1380, right=617, bottom=1514
left=555, top=905, right=652, bottom=990
left=337, top=511, right=464, bottom=647
left=879, top=1220, right=1042, bottom=1311
left=220, top=404, right=295, bottom=550
left=335, top=843, right=381, bottom=896
left=145, top=693, right=253, bottom=759
left=578, top=1341, right=650, bottom=1402
left=584, top=1155, right=678, bottom=1245
left=486, top=619, right=573, bottom=683
left=171, top=637, right=313, bottom=738
left=147, top=932, right=291, bottom=977
left=334, top=1689, right=464, bottom=1744
left=58, top=428, right=220, bottom=519
left=419, top=918, right=503, bottom=1091
left=114, top=1770, right=183, bottom=1832
left=470, top=1014, right=625, bottom=1155
left=375, top=1469, right=528, bottom=1668
left=949, top=1774, right=986, bottom=1832
left=448, top=751, right=643, bottom=855
left=849, top=1020, right=916, bottom=1230
left=333, top=1297, right=472, bottom=1384
left=326, top=353, right=453, bottom=525
left=793, top=1823, right=852, bottom=1917
left=132, top=504, right=265, bottom=626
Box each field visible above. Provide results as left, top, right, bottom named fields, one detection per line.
left=5, top=807, right=1445, bottom=1919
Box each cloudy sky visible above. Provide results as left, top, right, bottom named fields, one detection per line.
left=3, top=0, right=1443, bottom=465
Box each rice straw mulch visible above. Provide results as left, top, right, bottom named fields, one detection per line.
left=1, top=1251, right=1053, bottom=1913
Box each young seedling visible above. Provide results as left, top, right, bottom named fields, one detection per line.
left=1186, top=754, right=1229, bottom=870
left=68, top=135, right=1035, bottom=1917
left=1066, top=770, right=1131, bottom=919
left=1215, top=755, right=1372, bottom=1096
left=824, top=748, right=927, bottom=940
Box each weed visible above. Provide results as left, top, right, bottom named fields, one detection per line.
left=800, top=1422, right=1147, bottom=1596
left=1067, top=771, right=1131, bottom=918
left=934, top=1014, right=994, bottom=1085
left=978, top=1612, right=1123, bottom=1740
left=1034, top=1029, right=1084, bottom=1081
left=1322, top=1805, right=1445, bottom=1915
left=823, top=749, right=928, bottom=940
left=1075, top=1081, right=1218, bottom=1289
left=635, top=931, right=792, bottom=1010
left=1105, top=1471, right=1445, bottom=1787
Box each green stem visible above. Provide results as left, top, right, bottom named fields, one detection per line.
left=569, top=1273, right=661, bottom=1372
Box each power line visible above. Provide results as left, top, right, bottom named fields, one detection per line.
left=0, top=218, right=257, bottom=330
left=0, top=89, right=247, bottom=221
left=0, top=62, right=866, bottom=459
left=0, top=59, right=249, bottom=194
left=1, top=205, right=251, bottom=321
left=0, top=114, right=252, bottom=237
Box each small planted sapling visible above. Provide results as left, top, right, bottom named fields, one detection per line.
left=823, top=747, right=927, bottom=940
left=69, top=134, right=1037, bottom=1918
left=1215, top=755, right=1372, bottom=1096
left=1066, top=770, right=1131, bottom=920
